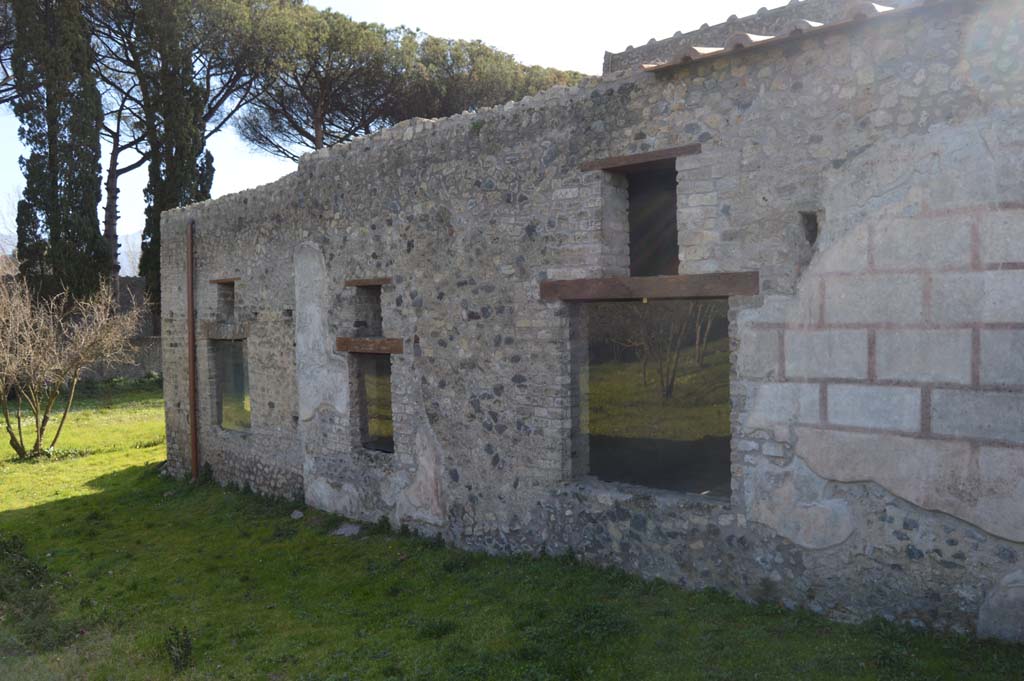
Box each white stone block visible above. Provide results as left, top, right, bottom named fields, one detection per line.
left=828, top=384, right=921, bottom=432
left=980, top=211, right=1024, bottom=265
left=981, top=330, right=1024, bottom=386
left=932, top=389, right=1024, bottom=444
left=825, top=274, right=924, bottom=325
left=876, top=330, right=972, bottom=384
left=872, top=216, right=972, bottom=270
left=744, top=382, right=820, bottom=429
left=785, top=330, right=869, bottom=380
left=932, top=271, right=1024, bottom=324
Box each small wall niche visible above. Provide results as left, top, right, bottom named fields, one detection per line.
left=800, top=211, right=820, bottom=247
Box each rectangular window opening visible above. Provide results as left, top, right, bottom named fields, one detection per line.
left=216, top=281, right=236, bottom=322
left=576, top=298, right=731, bottom=498
left=353, top=285, right=383, bottom=338
left=626, top=163, right=679, bottom=277
left=213, top=340, right=250, bottom=431
left=354, top=353, right=394, bottom=453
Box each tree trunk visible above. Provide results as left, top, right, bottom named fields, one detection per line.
left=48, top=374, right=79, bottom=450
left=695, top=305, right=714, bottom=368
left=314, top=107, right=324, bottom=149
left=1, top=397, right=28, bottom=459
left=103, top=129, right=122, bottom=284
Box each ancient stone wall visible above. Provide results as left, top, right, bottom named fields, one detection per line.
left=603, top=0, right=860, bottom=74
left=85, top=277, right=162, bottom=382
left=161, top=0, right=1024, bottom=639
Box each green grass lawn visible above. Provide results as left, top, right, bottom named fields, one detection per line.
left=2, top=380, right=1023, bottom=680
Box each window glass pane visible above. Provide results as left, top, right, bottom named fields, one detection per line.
left=583, top=299, right=731, bottom=497
left=360, top=354, right=394, bottom=452
left=214, top=340, right=250, bottom=431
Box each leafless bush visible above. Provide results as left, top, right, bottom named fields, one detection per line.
left=0, top=276, right=142, bottom=459
left=591, top=299, right=727, bottom=399
left=0, top=190, right=17, bottom=273
left=0, top=253, right=14, bottom=276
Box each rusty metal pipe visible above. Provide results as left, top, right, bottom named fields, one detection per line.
left=185, top=220, right=200, bottom=482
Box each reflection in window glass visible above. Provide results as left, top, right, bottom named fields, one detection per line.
left=582, top=299, right=731, bottom=498
left=214, top=340, right=251, bottom=431
left=357, top=354, right=394, bottom=452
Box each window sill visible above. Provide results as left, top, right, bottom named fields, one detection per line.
left=564, top=476, right=732, bottom=511
left=216, top=426, right=251, bottom=438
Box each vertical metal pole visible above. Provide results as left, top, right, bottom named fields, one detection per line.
left=186, top=220, right=200, bottom=482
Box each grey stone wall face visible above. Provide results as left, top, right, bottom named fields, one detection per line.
left=160, top=0, right=1024, bottom=639
left=603, top=0, right=864, bottom=74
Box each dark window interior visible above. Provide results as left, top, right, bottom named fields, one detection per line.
left=581, top=298, right=731, bottom=498
left=353, top=285, right=384, bottom=337
left=627, top=163, right=679, bottom=277
left=216, top=282, right=236, bottom=321
left=355, top=353, right=394, bottom=452
left=800, top=211, right=820, bottom=247
left=213, top=340, right=250, bottom=431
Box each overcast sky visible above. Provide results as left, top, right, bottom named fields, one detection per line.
left=0, top=0, right=774, bottom=273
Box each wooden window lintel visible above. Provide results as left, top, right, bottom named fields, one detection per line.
left=336, top=337, right=404, bottom=354
left=580, top=143, right=702, bottom=173
left=210, top=277, right=240, bottom=285
left=345, top=277, right=393, bottom=287
left=540, top=271, right=759, bottom=302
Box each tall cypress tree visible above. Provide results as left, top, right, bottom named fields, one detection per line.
left=12, top=0, right=110, bottom=298
left=135, top=0, right=220, bottom=310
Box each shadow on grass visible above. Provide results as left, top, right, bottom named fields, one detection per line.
left=2, top=461, right=1024, bottom=681
left=0, top=463, right=162, bottom=651
left=6, top=448, right=100, bottom=465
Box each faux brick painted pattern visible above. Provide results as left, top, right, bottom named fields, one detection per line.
left=931, top=390, right=1024, bottom=444
left=872, top=216, right=974, bottom=270
left=980, top=210, right=1024, bottom=265
left=875, top=330, right=973, bottom=385
left=744, top=382, right=821, bottom=429
left=824, top=274, right=924, bottom=325
left=785, top=330, right=869, bottom=380
left=827, top=384, right=922, bottom=432
left=932, top=271, right=1024, bottom=324
left=981, top=330, right=1024, bottom=386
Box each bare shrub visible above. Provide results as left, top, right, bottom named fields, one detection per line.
left=0, top=277, right=141, bottom=459
left=590, top=299, right=727, bottom=399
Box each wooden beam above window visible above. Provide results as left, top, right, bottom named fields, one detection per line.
left=335, top=337, right=404, bottom=354
left=540, top=271, right=759, bottom=302
left=209, top=277, right=239, bottom=285
left=579, top=143, right=702, bottom=173
left=344, top=277, right=393, bottom=287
